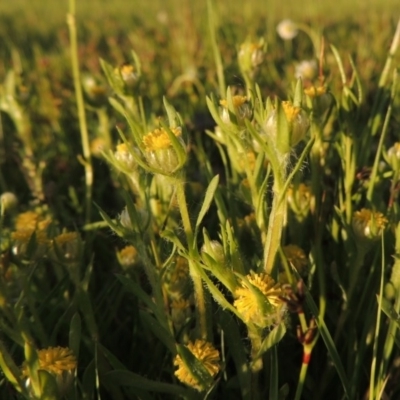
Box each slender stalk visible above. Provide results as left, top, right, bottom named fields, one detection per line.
left=207, top=0, right=226, bottom=96
left=367, top=70, right=397, bottom=202
left=294, top=345, right=312, bottom=400
left=67, top=0, right=93, bottom=224
left=264, top=162, right=287, bottom=275
left=175, top=177, right=207, bottom=339
left=369, top=236, right=385, bottom=399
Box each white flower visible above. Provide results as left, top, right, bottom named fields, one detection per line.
left=277, top=19, right=299, bottom=40
left=295, top=60, right=318, bottom=80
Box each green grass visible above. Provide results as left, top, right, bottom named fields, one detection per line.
left=0, top=1, right=400, bottom=399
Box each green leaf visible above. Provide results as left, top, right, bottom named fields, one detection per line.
left=69, top=313, right=81, bottom=360
left=176, top=344, right=214, bottom=391
left=82, top=359, right=95, bottom=399
left=293, top=78, right=303, bottom=108
left=38, top=370, right=60, bottom=400
left=276, top=100, right=291, bottom=154
left=160, top=229, right=185, bottom=251
left=24, top=341, right=40, bottom=397
left=218, top=309, right=251, bottom=400
left=256, top=321, right=287, bottom=358
left=116, top=274, right=159, bottom=317
left=102, top=370, right=188, bottom=395
left=195, top=174, right=219, bottom=231
left=305, top=288, right=351, bottom=398
left=380, top=297, right=400, bottom=329
left=139, top=310, right=176, bottom=354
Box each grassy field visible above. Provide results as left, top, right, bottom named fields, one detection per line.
left=0, top=1, right=400, bottom=399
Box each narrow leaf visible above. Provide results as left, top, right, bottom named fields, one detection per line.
left=195, top=174, right=219, bottom=230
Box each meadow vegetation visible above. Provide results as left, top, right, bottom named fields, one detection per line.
left=0, top=1, right=400, bottom=399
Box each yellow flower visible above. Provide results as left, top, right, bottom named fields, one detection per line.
left=282, top=101, right=301, bottom=122
left=352, top=208, right=387, bottom=240
left=90, top=137, right=108, bottom=157
left=287, top=183, right=312, bottom=219
left=234, top=273, right=285, bottom=327
left=11, top=229, right=49, bottom=259
left=219, top=95, right=251, bottom=124
left=304, top=86, right=327, bottom=98
left=170, top=298, right=192, bottom=329
left=237, top=151, right=257, bottom=172
left=52, top=232, right=81, bottom=263
left=114, top=142, right=137, bottom=172
left=22, top=347, right=77, bottom=395
left=238, top=41, right=265, bottom=72
left=15, top=211, right=50, bottom=232
left=118, top=245, right=138, bottom=269
left=220, top=95, right=247, bottom=109
left=163, top=256, right=190, bottom=299
left=22, top=347, right=76, bottom=377
left=283, top=245, right=308, bottom=275
left=264, top=101, right=309, bottom=152
left=142, top=127, right=182, bottom=152
left=174, top=340, right=220, bottom=391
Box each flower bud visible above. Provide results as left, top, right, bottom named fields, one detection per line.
left=119, top=206, right=149, bottom=232
left=142, top=127, right=185, bottom=174
left=263, top=101, right=310, bottom=154
left=386, top=142, right=400, bottom=172
left=238, top=39, right=265, bottom=75
left=219, top=95, right=251, bottom=125
left=0, top=192, right=18, bottom=214
left=115, top=63, right=139, bottom=89
left=352, top=208, right=387, bottom=241
left=114, top=143, right=138, bottom=173
left=52, top=232, right=81, bottom=264
left=295, top=60, right=318, bottom=81
left=287, top=183, right=312, bottom=220
left=277, top=19, right=299, bottom=40
left=117, top=245, right=139, bottom=270
left=201, top=240, right=226, bottom=265
left=82, top=74, right=107, bottom=105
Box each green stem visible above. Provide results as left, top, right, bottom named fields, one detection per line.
left=294, top=345, right=312, bottom=400
left=67, top=0, right=93, bottom=224
left=263, top=167, right=287, bottom=275
left=207, top=0, right=226, bottom=96
left=367, top=70, right=397, bottom=203
left=370, top=237, right=385, bottom=400
left=175, top=177, right=207, bottom=339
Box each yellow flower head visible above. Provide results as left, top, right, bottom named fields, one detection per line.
left=142, top=127, right=182, bottom=152
left=287, top=183, right=312, bottom=219
left=11, top=228, right=49, bottom=259
left=52, top=232, right=81, bottom=262
left=22, top=347, right=76, bottom=377
left=174, top=340, right=220, bottom=391
left=352, top=208, right=387, bottom=240
left=163, top=256, right=190, bottom=299
left=15, top=211, right=50, bottom=232
left=283, top=245, right=308, bottom=275
left=234, top=273, right=285, bottom=327
left=90, top=137, right=107, bottom=157
left=120, top=63, right=135, bottom=78
left=304, top=86, right=327, bottom=98
left=220, top=95, right=247, bottom=109
left=118, top=245, right=138, bottom=269
left=282, top=101, right=301, bottom=122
